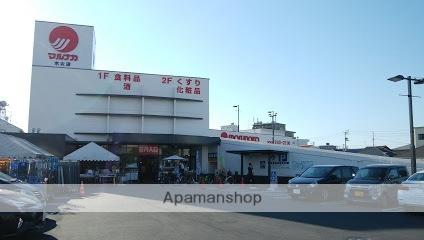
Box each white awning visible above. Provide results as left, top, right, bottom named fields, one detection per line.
left=63, top=142, right=119, bottom=162
left=0, top=133, right=53, bottom=159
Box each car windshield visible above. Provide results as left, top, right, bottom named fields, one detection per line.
left=408, top=173, right=424, bottom=181
left=0, top=171, right=17, bottom=182
left=300, top=167, right=333, bottom=178
left=354, top=167, right=388, bottom=180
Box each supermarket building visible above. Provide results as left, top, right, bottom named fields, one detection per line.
left=27, top=21, right=414, bottom=183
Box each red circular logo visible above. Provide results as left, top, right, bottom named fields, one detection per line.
left=220, top=132, right=228, bottom=138
left=49, top=26, right=79, bottom=53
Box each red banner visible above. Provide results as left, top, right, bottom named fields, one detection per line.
left=139, top=145, right=159, bottom=156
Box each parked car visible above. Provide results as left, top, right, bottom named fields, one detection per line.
left=397, top=170, right=424, bottom=211
left=0, top=172, right=47, bottom=204
left=288, top=165, right=358, bottom=200
left=344, top=164, right=409, bottom=208
left=0, top=188, right=46, bottom=237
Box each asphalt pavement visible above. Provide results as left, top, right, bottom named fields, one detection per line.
left=11, top=212, right=424, bottom=240
left=6, top=187, right=424, bottom=240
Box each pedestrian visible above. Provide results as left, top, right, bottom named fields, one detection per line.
left=178, top=161, right=183, bottom=174
left=247, top=162, right=254, bottom=183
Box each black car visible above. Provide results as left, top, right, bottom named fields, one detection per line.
left=0, top=195, right=23, bottom=237
left=344, top=164, right=409, bottom=207
left=0, top=188, right=46, bottom=237
left=287, top=165, right=358, bottom=200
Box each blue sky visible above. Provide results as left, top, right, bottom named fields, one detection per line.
left=1, top=0, right=424, bottom=148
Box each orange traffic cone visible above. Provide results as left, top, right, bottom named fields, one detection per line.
left=79, top=181, right=85, bottom=196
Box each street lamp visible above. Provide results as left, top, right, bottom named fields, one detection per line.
left=233, top=105, right=240, bottom=132
left=268, top=111, right=277, bottom=144
left=387, top=75, right=424, bottom=174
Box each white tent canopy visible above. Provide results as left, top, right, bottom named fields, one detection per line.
left=0, top=133, right=53, bottom=159
left=63, top=142, right=119, bottom=162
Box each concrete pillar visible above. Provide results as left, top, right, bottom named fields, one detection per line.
left=216, top=144, right=222, bottom=170
left=240, top=154, right=244, bottom=183
left=201, top=145, right=209, bottom=174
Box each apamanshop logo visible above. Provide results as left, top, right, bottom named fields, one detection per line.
left=49, top=26, right=79, bottom=53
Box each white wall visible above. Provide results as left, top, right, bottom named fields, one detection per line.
left=29, top=66, right=210, bottom=141
left=219, top=139, right=422, bottom=178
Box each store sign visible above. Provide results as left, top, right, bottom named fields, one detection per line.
left=139, top=145, right=159, bottom=156
left=266, top=139, right=294, bottom=145
left=161, top=76, right=202, bottom=96
left=47, top=26, right=79, bottom=64
left=220, top=132, right=260, bottom=142
left=98, top=71, right=141, bottom=91
left=96, top=71, right=206, bottom=97
left=269, top=154, right=289, bottom=168
left=33, top=21, right=95, bottom=69
left=49, top=26, right=79, bottom=53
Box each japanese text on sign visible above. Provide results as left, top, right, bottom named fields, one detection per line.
left=161, top=76, right=202, bottom=95
left=98, top=72, right=141, bottom=91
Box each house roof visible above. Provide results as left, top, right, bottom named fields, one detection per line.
left=0, top=133, right=53, bottom=159
left=63, top=142, right=119, bottom=162
left=346, top=146, right=396, bottom=157
left=394, top=145, right=424, bottom=159
left=393, top=144, right=411, bottom=151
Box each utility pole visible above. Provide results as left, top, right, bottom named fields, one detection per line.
left=268, top=111, right=277, bottom=144
left=387, top=74, right=423, bottom=174
left=372, top=131, right=375, bottom=147
left=407, top=77, right=417, bottom=174
left=233, top=105, right=240, bottom=132
left=344, top=130, right=349, bottom=151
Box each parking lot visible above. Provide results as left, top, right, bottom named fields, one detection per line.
left=13, top=211, right=424, bottom=240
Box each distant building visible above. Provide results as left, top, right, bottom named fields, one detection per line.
left=244, top=121, right=296, bottom=138
left=394, top=145, right=424, bottom=160
left=216, top=120, right=309, bottom=147
left=319, top=143, right=338, bottom=151
left=220, top=123, right=238, bottom=132
left=394, top=126, right=424, bottom=151
left=0, top=118, right=23, bottom=133
left=415, top=126, right=424, bottom=148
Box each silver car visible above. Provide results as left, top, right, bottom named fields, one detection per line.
left=398, top=170, right=424, bottom=211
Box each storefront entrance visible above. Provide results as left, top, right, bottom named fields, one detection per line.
left=139, top=156, right=159, bottom=183
left=117, top=143, right=203, bottom=184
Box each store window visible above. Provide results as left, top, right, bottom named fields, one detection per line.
left=418, top=134, right=424, bottom=140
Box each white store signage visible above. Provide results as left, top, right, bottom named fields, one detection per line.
left=32, top=21, right=95, bottom=69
